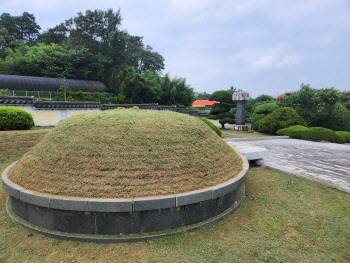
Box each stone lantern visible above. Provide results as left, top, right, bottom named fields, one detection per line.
left=232, top=91, right=250, bottom=131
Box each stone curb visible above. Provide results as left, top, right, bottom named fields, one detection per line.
left=266, top=165, right=350, bottom=194
left=6, top=188, right=245, bottom=243
left=224, top=136, right=289, bottom=142
left=2, top=155, right=249, bottom=212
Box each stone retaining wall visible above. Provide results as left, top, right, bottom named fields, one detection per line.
left=2, top=156, right=248, bottom=236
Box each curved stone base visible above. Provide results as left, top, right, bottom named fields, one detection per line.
left=8, top=184, right=245, bottom=235
left=6, top=187, right=245, bottom=243
left=2, top=155, right=249, bottom=240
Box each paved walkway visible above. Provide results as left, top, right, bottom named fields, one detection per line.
left=226, top=139, right=350, bottom=193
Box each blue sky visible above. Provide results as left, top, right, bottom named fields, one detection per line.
left=1, top=0, right=350, bottom=98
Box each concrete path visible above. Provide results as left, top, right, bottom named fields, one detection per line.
left=227, top=139, right=350, bottom=194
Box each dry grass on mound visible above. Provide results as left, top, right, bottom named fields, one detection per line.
left=8, top=108, right=242, bottom=198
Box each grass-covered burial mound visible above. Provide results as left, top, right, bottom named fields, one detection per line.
left=8, top=108, right=242, bottom=198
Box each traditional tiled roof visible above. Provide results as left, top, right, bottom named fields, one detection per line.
left=0, top=96, right=35, bottom=105
left=192, top=100, right=218, bottom=107
left=34, top=101, right=101, bottom=109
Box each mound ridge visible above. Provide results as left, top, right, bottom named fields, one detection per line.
left=8, top=108, right=242, bottom=198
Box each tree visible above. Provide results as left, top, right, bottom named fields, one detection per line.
left=197, top=92, right=211, bottom=100
left=0, top=12, right=40, bottom=43
left=277, top=84, right=340, bottom=126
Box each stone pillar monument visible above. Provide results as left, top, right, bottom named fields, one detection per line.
left=232, top=91, right=250, bottom=131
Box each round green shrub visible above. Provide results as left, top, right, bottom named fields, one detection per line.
left=335, top=131, right=350, bottom=143
left=217, top=112, right=235, bottom=119
left=276, top=125, right=309, bottom=139
left=252, top=102, right=278, bottom=115
left=197, top=117, right=222, bottom=137
left=208, top=114, right=219, bottom=120
left=0, top=107, right=34, bottom=130
left=251, top=113, right=266, bottom=131
left=312, top=103, right=350, bottom=131
left=257, top=107, right=307, bottom=135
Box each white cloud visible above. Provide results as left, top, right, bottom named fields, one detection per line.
left=318, top=33, right=335, bottom=46
left=227, top=42, right=302, bottom=70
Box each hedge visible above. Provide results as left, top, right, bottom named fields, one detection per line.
left=257, top=107, right=307, bottom=135
left=335, top=131, right=350, bottom=143
left=0, top=107, right=34, bottom=130
left=197, top=117, right=222, bottom=137
left=277, top=126, right=346, bottom=144
left=276, top=125, right=309, bottom=139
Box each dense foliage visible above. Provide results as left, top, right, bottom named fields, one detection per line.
left=0, top=107, right=34, bottom=130
left=197, top=117, right=222, bottom=137
left=219, top=118, right=235, bottom=129
left=277, top=126, right=345, bottom=144
left=277, top=84, right=340, bottom=126
left=312, top=103, right=350, bottom=132
left=0, top=10, right=195, bottom=106
left=335, top=131, right=350, bottom=143
left=246, top=94, right=275, bottom=113
left=257, top=107, right=307, bottom=135
left=208, top=87, right=236, bottom=119
left=340, top=91, right=350, bottom=111
left=250, top=103, right=279, bottom=131
left=276, top=125, right=309, bottom=139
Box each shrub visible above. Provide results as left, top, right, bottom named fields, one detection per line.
left=300, top=127, right=345, bottom=144
left=312, top=103, right=350, bottom=131
left=276, top=125, right=309, bottom=139
left=217, top=111, right=235, bottom=119
left=197, top=117, right=222, bottom=137
left=257, top=107, right=307, bottom=135
left=0, top=107, right=34, bottom=130
left=209, top=107, right=228, bottom=115
left=252, top=102, right=278, bottom=115
left=219, top=118, right=235, bottom=129
left=208, top=114, right=219, bottom=120
left=251, top=113, right=266, bottom=131
left=335, top=131, right=350, bottom=143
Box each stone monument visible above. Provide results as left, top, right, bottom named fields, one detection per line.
left=233, top=91, right=250, bottom=131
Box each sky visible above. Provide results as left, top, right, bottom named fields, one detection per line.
left=1, top=0, right=350, bottom=98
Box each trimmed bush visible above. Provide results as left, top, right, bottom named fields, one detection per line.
left=276, top=125, right=309, bottom=139
left=257, top=107, right=307, bottom=135
left=0, top=107, right=34, bottom=130
left=312, top=103, right=350, bottom=131
left=300, top=127, right=345, bottom=144
left=252, top=102, right=278, bottom=115
left=217, top=111, right=235, bottom=119
left=251, top=113, right=266, bottom=131
left=219, top=118, right=235, bottom=129
left=197, top=117, right=222, bottom=137
left=335, top=131, right=350, bottom=143
left=208, top=114, right=219, bottom=120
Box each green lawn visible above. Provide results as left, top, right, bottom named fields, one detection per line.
left=206, top=119, right=272, bottom=139
left=0, top=129, right=349, bottom=262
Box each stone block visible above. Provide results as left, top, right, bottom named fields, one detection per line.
left=133, top=196, right=175, bottom=211
left=88, top=199, right=132, bottom=212
left=233, top=125, right=249, bottom=131
left=184, top=198, right=217, bottom=226
left=176, top=189, right=212, bottom=206
left=2, top=179, right=20, bottom=199
left=141, top=207, right=184, bottom=233
left=27, top=202, right=55, bottom=230
left=49, top=198, right=89, bottom=211
left=53, top=210, right=96, bottom=234
left=96, top=212, right=142, bottom=235
left=20, top=190, right=50, bottom=208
